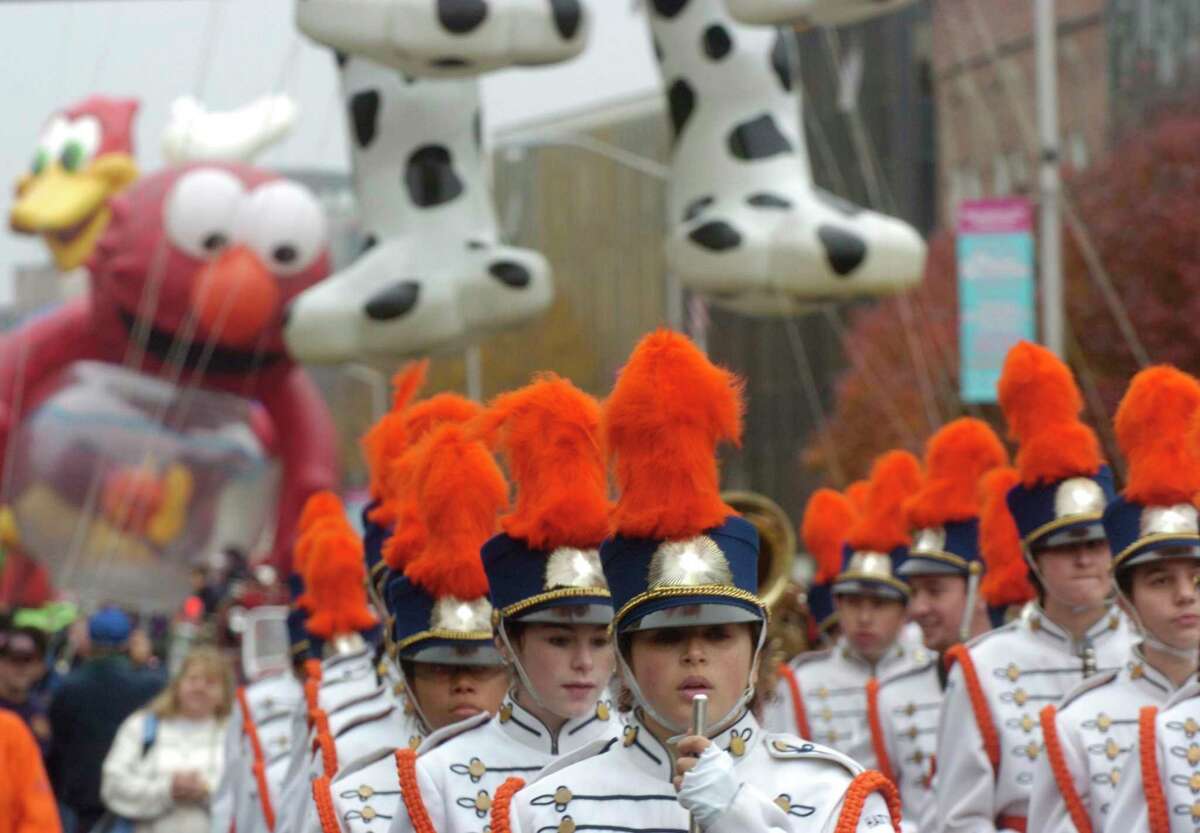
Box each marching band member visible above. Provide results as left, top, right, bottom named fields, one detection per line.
left=867, top=418, right=1008, bottom=832
left=311, top=421, right=512, bottom=833
left=385, top=374, right=621, bottom=833
left=493, top=330, right=900, bottom=833
left=934, top=341, right=1134, bottom=833
left=1030, top=367, right=1200, bottom=833
left=765, top=449, right=924, bottom=768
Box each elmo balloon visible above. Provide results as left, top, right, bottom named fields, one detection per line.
left=0, top=162, right=338, bottom=576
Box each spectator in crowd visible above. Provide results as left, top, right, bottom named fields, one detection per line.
left=47, top=607, right=164, bottom=833
left=0, top=708, right=61, bottom=833
left=100, top=646, right=232, bottom=833
left=0, top=624, right=52, bottom=756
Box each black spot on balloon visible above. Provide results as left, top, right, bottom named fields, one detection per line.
left=430, top=57, right=471, bottom=69
left=815, top=189, right=863, bottom=217
left=488, top=261, right=532, bottom=288
left=437, top=0, right=487, bottom=34
left=549, top=0, right=583, bottom=39
left=349, top=90, right=380, bottom=149
left=651, top=0, right=689, bottom=18
left=667, top=79, right=695, bottom=142
left=361, top=234, right=378, bottom=255
left=818, top=225, right=867, bottom=276
left=747, top=192, right=792, bottom=210
left=365, top=282, right=421, bottom=320
left=771, top=29, right=795, bottom=92
left=689, top=221, right=742, bottom=252
left=404, top=146, right=464, bottom=208
left=728, top=114, right=791, bottom=160
left=466, top=240, right=488, bottom=250
left=702, top=25, right=732, bottom=60
left=683, top=195, right=715, bottom=222
left=334, top=50, right=349, bottom=68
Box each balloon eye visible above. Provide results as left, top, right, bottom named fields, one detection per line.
left=60, top=141, right=84, bottom=172
left=272, top=244, right=297, bottom=265
left=202, top=232, right=228, bottom=253
left=31, top=149, right=48, bottom=175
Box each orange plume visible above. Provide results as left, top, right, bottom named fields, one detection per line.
left=304, top=527, right=378, bottom=639
left=846, top=451, right=922, bottom=553
left=400, top=424, right=507, bottom=600
left=997, top=341, right=1102, bottom=487
left=978, top=467, right=1035, bottom=607
left=298, top=491, right=342, bottom=536
left=845, top=480, right=870, bottom=514
left=376, top=393, right=486, bottom=563
left=905, top=419, right=1008, bottom=529
left=1115, top=366, right=1200, bottom=505
left=360, top=361, right=428, bottom=500
left=803, top=489, right=857, bottom=585
left=604, top=330, right=743, bottom=540
left=477, top=374, right=610, bottom=550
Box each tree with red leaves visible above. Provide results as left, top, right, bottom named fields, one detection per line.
left=806, top=107, right=1200, bottom=482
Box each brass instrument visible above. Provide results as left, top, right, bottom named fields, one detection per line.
left=722, top=491, right=807, bottom=694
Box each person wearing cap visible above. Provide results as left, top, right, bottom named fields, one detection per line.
left=47, top=606, right=164, bottom=833
left=495, top=332, right=900, bottom=833
left=934, top=342, right=1134, bottom=833
left=865, top=419, right=1008, bottom=832
left=766, top=450, right=926, bottom=769
left=379, top=375, right=620, bottom=833
left=271, top=497, right=391, bottom=833
left=305, top=422, right=512, bottom=833
left=1028, top=367, right=1200, bottom=833
left=0, top=624, right=52, bottom=757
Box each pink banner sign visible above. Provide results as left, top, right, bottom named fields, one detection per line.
left=958, top=197, right=1033, bottom=235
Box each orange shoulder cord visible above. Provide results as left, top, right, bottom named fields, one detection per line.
left=833, top=770, right=902, bottom=833
left=1039, top=706, right=1092, bottom=833
left=314, top=711, right=338, bottom=776
left=865, top=679, right=896, bottom=785
left=311, top=775, right=340, bottom=833
left=490, top=777, right=527, bottom=833
left=1139, top=706, right=1170, bottom=833
left=944, top=645, right=1000, bottom=772
left=778, top=663, right=812, bottom=739
left=235, top=687, right=276, bottom=831
left=396, top=748, right=437, bottom=833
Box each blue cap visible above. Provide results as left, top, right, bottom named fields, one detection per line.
left=833, top=544, right=910, bottom=601
left=1103, top=496, right=1200, bottom=572
left=1006, top=466, right=1115, bottom=552
left=899, top=518, right=983, bottom=578
left=362, top=501, right=390, bottom=598
left=806, top=582, right=837, bottom=631
left=482, top=533, right=612, bottom=625
left=88, top=607, right=132, bottom=646
left=599, top=515, right=764, bottom=634
left=383, top=571, right=500, bottom=666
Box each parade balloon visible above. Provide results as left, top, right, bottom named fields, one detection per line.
left=5, top=362, right=280, bottom=610
left=0, top=162, right=339, bottom=581
left=9, top=96, right=140, bottom=272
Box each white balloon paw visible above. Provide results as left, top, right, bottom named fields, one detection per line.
left=647, top=0, right=925, bottom=314
left=295, top=0, right=589, bottom=77
left=283, top=57, right=551, bottom=362
left=723, top=0, right=917, bottom=28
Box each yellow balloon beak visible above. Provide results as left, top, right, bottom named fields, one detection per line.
left=9, top=153, right=138, bottom=271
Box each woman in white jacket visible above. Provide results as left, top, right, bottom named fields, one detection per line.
left=100, top=646, right=232, bottom=833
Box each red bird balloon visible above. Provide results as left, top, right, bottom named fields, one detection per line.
left=0, top=161, right=338, bottom=574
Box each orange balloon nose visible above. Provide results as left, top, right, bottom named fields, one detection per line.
left=192, top=246, right=280, bottom=347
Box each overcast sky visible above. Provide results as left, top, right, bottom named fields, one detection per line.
left=0, top=0, right=661, bottom=298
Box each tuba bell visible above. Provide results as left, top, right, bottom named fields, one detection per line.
left=723, top=491, right=808, bottom=691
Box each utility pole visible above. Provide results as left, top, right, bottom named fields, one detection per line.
left=1034, top=0, right=1064, bottom=356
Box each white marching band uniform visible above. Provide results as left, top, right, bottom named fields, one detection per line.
left=870, top=654, right=941, bottom=833
left=504, top=708, right=893, bottom=833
